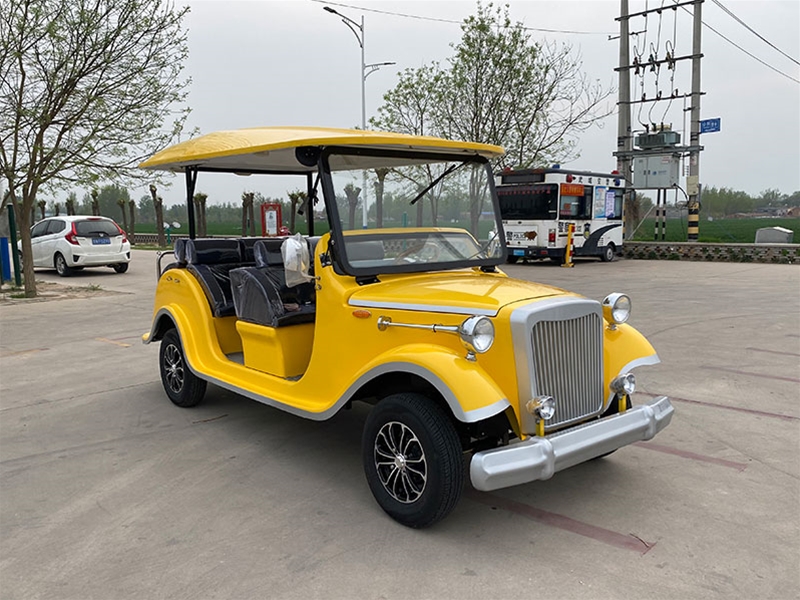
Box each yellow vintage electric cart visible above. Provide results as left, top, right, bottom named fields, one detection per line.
left=141, top=127, right=673, bottom=528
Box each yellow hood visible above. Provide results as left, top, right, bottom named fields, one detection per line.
left=347, top=271, right=571, bottom=316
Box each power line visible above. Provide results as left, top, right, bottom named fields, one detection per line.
left=671, top=0, right=799, bottom=84
left=310, top=0, right=617, bottom=35
left=711, top=0, right=799, bottom=67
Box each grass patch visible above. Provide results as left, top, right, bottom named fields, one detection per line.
left=632, top=217, right=798, bottom=243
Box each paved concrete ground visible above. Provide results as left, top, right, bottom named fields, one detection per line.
left=1, top=251, right=798, bottom=599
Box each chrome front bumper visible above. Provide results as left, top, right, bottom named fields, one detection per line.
left=470, top=396, right=674, bottom=492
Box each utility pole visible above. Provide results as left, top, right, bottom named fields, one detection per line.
left=687, top=0, right=703, bottom=241
left=617, top=0, right=633, bottom=239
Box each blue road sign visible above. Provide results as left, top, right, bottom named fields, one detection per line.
left=700, top=118, right=721, bottom=134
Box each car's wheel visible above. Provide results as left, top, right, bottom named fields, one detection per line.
left=54, top=253, right=73, bottom=277
left=506, top=256, right=519, bottom=264
left=112, top=263, right=129, bottom=273
left=159, top=329, right=206, bottom=407
left=362, top=393, right=464, bottom=528
left=601, top=243, right=616, bottom=262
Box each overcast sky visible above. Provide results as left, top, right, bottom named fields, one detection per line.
left=146, top=0, right=800, bottom=206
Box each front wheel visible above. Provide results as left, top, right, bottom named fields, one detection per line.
left=601, top=244, right=616, bottom=262
left=159, top=329, right=206, bottom=407
left=362, top=393, right=464, bottom=528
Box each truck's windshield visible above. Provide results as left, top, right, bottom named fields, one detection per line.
left=326, top=151, right=505, bottom=276
left=498, top=183, right=558, bottom=221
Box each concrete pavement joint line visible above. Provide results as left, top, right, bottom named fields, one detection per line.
left=465, top=491, right=656, bottom=555
left=633, top=442, right=748, bottom=472
left=745, top=347, right=800, bottom=358
left=95, top=337, right=132, bottom=348
left=701, top=365, right=800, bottom=384
left=640, top=392, right=799, bottom=422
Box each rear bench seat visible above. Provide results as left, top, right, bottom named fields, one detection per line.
left=185, top=238, right=243, bottom=318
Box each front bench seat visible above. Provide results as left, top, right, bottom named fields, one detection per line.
left=229, top=268, right=316, bottom=327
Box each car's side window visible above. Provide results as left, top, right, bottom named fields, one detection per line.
left=31, top=221, right=49, bottom=238
left=46, top=220, right=66, bottom=235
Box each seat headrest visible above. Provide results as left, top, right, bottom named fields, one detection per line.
left=254, top=240, right=285, bottom=268
left=347, top=240, right=385, bottom=262
left=186, top=238, right=241, bottom=265
left=173, top=238, right=187, bottom=265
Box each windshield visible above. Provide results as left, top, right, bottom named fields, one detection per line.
left=324, top=150, right=505, bottom=276
left=498, top=183, right=558, bottom=221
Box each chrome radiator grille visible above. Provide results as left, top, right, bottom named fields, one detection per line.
left=530, top=312, right=604, bottom=430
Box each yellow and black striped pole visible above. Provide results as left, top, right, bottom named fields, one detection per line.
left=562, top=223, right=575, bottom=268
left=687, top=199, right=700, bottom=241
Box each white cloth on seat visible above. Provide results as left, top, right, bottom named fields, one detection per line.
left=281, top=233, right=313, bottom=288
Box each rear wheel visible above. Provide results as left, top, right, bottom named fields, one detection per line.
left=159, top=329, right=206, bottom=407
left=362, top=393, right=464, bottom=528
left=601, top=244, right=616, bottom=262
left=112, top=263, right=129, bottom=273
left=54, top=253, right=73, bottom=277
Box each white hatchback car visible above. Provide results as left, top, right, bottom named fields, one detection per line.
left=22, top=215, right=131, bottom=276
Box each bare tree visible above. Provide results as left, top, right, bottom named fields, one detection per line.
left=193, top=192, right=207, bottom=237
left=287, top=190, right=307, bottom=233
left=90, top=189, right=100, bottom=216
left=150, top=184, right=166, bottom=247
left=241, top=192, right=255, bottom=236
left=117, top=198, right=129, bottom=237
left=37, top=200, right=45, bottom=220
left=65, top=194, right=76, bottom=216
left=128, top=199, right=136, bottom=245
left=0, top=0, right=190, bottom=296
left=374, top=168, right=389, bottom=228
left=343, top=184, right=361, bottom=231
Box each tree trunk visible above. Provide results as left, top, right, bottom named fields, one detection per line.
left=150, top=184, right=166, bottom=247
left=128, top=200, right=136, bottom=245
left=241, top=193, right=250, bottom=236
left=374, top=168, right=388, bottom=228
left=248, top=198, right=255, bottom=236
left=13, top=188, right=38, bottom=298
left=91, top=189, right=100, bottom=216
left=344, top=186, right=361, bottom=230
left=118, top=200, right=129, bottom=236
left=37, top=201, right=46, bottom=220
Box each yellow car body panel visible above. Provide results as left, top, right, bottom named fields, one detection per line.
left=145, top=234, right=658, bottom=427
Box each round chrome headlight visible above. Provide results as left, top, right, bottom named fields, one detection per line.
left=602, top=293, right=631, bottom=327
left=610, top=373, right=636, bottom=395
left=526, top=396, right=556, bottom=421
left=459, top=316, right=495, bottom=354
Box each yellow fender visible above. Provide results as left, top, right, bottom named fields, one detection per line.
left=342, top=343, right=511, bottom=424
left=603, top=322, right=660, bottom=407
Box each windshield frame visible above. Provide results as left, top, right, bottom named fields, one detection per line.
left=319, top=146, right=507, bottom=278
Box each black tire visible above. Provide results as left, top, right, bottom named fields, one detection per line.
left=362, top=393, right=464, bottom=528
left=159, top=328, right=206, bottom=407
left=506, top=256, right=519, bottom=264
left=54, top=253, right=73, bottom=277
left=601, top=244, right=615, bottom=262
left=112, top=263, right=129, bottom=273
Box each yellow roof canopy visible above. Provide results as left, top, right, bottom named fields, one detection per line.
left=139, top=126, right=504, bottom=173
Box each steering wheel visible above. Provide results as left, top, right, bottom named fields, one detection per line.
left=393, top=242, right=442, bottom=264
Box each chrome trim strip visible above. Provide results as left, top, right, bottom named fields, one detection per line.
left=470, top=395, right=674, bottom=491
left=349, top=298, right=497, bottom=317
left=156, top=340, right=510, bottom=424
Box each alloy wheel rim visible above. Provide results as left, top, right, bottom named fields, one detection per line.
left=164, top=343, right=185, bottom=394
left=374, top=421, right=427, bottom=503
